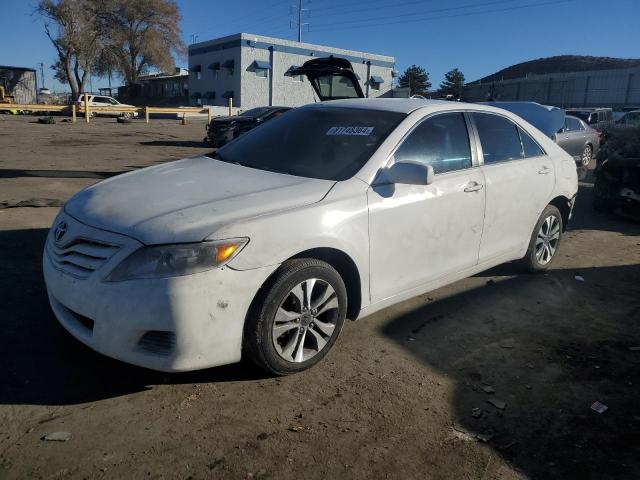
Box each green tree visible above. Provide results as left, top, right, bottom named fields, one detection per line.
left=398, top=64, right=431, bottom=96
left=98, top=0, right=186, bottom=85
left=37, top=0, right=103, bottom=99
left=440, top=68, right=466, bottom=99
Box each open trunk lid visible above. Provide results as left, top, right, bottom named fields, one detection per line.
left=287, top=57, right=364, bottom=101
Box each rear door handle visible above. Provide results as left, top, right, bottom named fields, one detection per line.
left=538, top=166, right=551, bottom=175
left=463, top=182, right=484, bottom=193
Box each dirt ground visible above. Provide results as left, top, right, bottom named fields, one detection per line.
left=0, top=115, right=639, bottom=480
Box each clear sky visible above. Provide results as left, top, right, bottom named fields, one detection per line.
left=1, top=0, right=638, bottom=92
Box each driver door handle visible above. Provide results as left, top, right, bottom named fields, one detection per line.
left=538, top=166, right=551, bottom=175
left=463, top=181, right=484, bottom=193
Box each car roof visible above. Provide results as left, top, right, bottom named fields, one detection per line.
left=303, top=98, right=472, bottom=114
left=302, top=98, right=547, bottom=119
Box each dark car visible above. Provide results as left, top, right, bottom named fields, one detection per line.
left=205, top=106, right=291, bottom=147
left=593, top=125, right=640, bottom=219
left=616, top=110, right=640, bottom=128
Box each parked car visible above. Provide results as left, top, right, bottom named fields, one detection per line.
left=205, top=106, right=291, bottom=147
left=555, top=115, right=600, bottom=166
left=565, top=107, right=613, bottom=132
left=44, top=90, right=578, bottom=375
left=593, top=125, right=640, bottom=218
left=75, top=94, right=138, bottom=119
left=615, top=110, right=640, bottom=128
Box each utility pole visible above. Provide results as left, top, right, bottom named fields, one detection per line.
left=292, top=0, right=308, bottom=42
left=38, top=63, right=46, bottom=89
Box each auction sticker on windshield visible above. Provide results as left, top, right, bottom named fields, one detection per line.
left=326, top=126, right=374, bottom=136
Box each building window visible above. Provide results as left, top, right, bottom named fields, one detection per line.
left=256, top=69, right=268, bottom=78
left=222, top=60, right=235, bottom=76
left=370, top=75, right=384, bottom=91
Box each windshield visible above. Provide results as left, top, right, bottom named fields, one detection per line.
left=210, top=107, right=406, bottom=181
left=241, top=107, right=272, bottom=117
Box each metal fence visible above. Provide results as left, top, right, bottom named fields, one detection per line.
left=463, top=67, right=640, bottom=109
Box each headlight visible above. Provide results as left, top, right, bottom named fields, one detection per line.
left=106, top=238, right=248, bottom=282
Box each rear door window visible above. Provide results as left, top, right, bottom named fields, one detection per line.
left=518, top=127, right=545, bottom=158
left=472, top=113, right=523, bottom=164
left=393, top=113, right=472, bottom=174
left=565, top=117, right=583, bottom=132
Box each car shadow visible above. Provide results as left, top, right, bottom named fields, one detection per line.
left=139, top=140, right=209, bottom=148
left=0, top=228, right=268, bottom=407
left=380, top=262, right=640, bottom=479
left=0, top=169, right=127, bottom=180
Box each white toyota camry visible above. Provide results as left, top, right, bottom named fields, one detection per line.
left=43, top=97, right=578, bottom=375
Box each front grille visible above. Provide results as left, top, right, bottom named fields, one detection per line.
left=137, top=331, right=176, bottom=356
left=47, top=236, right=120, bottom=278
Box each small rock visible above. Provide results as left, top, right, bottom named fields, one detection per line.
left=590, top=401, right=608, bottom=413
left=257, top=432, right=268, bottom=440
left=482, top=385, right=495, bottom=394
left=452, top=424, right=475, bottom=442
left=471, top=408, right=482, bottom=418
left=574, top=274, right=585, bottom=282
left=487, top=399, right=507, bottom=410
left=476, top=430, right=495, bottom=442
left=408, top=336, right=416, bottom=342
left=42, top=431, right=71, bottom=442
left=288, top=426, right=304, bottom=432
left=486, top=279, right=495, bottom=286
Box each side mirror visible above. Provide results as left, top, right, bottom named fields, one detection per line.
left=380, top=161, right=434, bottom=186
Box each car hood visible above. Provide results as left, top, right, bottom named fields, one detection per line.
left=211, top=116, right=253, bottom=123
left=65, top=156, right=335, bottom=244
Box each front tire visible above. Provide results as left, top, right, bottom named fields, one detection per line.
left=244, top=259, right=347, bottom=375
left=522, top=205, right=563, bottom=272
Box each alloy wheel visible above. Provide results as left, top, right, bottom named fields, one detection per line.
left=581, top=146, right=592, bottom=166
left=272, top=278, right=339, bottom=363
left=535, top=215, right=560, bottom=265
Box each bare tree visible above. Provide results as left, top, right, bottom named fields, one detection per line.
left=37, top=0, right=102, bottom=99
left=99, top=0, right=186, bottom=85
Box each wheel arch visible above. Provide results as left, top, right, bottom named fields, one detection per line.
left=549, top=195, right=571, bottom=231
left=248, top=247, right=363, bottom=322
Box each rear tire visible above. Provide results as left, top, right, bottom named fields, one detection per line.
left=522, top=205, right=563, bottom=272
left=244, top=259, right=347, bottom=376
left=581, top=145, right=593, bottom=167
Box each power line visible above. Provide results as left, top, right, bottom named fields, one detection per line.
left=194, top=0, right=291, bottom=39
left=311, top=0, right=576, bottom=32
left=310, top=0, right=519, bottom=22
left=311, top=0, right=424, bottom=14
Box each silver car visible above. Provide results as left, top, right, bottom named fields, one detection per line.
left=555, top=115, right=600, bottom=166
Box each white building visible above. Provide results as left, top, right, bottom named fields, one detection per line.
left=188, top=33, right=395, bottom=110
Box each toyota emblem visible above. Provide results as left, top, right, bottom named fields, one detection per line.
left=54, top=221, right=68, bottom=243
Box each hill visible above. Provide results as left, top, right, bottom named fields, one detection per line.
left=473, top=55, right=640, bottom=83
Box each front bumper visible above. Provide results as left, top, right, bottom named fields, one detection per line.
left=43, top=213, right=277, bottom=372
